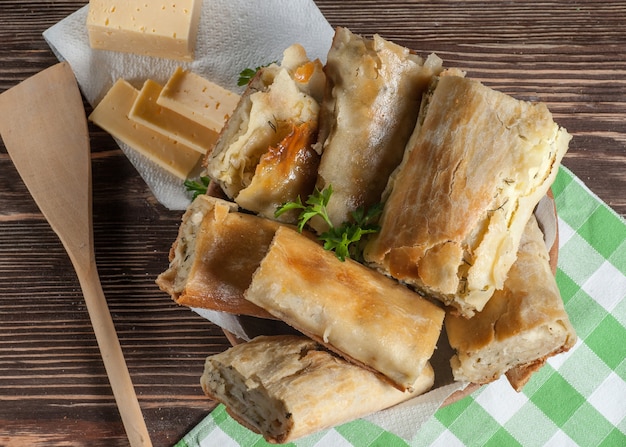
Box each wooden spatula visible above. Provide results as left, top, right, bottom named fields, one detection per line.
left=0, top=62, right=152, bottom=447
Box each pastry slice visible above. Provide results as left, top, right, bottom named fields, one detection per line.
left=365, top=73, right=571, bottom=317
left=204, top=44, right=324, bottom=223
left=312, top=27, right=443, bottom=231
left=445, top=215, right=577, bottom=388
left=201, top=335, right=435, bottom=444
left=156, top=194, right=279, bottom=319
left=244, top=226, right=445, bottom=391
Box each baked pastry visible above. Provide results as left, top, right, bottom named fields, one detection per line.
left=156, top=194, right=279, bottom=319
left=312, top=27, right=443, bottom=231
left=365, top=73, right=571, bottom=317
left=244, top=226, right=445, bottom=390
left=505, top=359, right=547, bottom=392
left=445, top=215, right=577, bottom=387
left=201, top=335, right=435, bottom=444
left=204, top=44, right=324, bottom=223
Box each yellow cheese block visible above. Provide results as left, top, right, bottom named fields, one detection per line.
left=89, top=79, right=202, bottom=179
left=129, top=79, right=219, bottom=154
left=86, top=0, right=203, bottom=61
left=158, top=67, right=240, bottom=132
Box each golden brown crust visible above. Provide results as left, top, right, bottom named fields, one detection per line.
left=204, top=44, right=324, bottom=223
left=313, top=27, right=443, bottom=231
left=445, top=215, right=577, bottom=388
left=505, top=359, right=546, bottom=392
left=156, top=195, right=279, bottom=319
left=201, top=335, right=435, bottom=443
left=365, top=74, right=571, bottom=317
left=244, top=226, right=445, bottom=391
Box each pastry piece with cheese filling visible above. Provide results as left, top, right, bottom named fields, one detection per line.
left=201, top=335, right=435, bottom=444
left=156, top=194, right=279, bottom=319
left=445, top=215, right=577, bottom=388
left=244, top=226, right=445, bottom=391
left=204, top=44, right=325, bottom=223
left=365, top=73, right=571, bottom=317
left=311, top=27, right=443, bottom=232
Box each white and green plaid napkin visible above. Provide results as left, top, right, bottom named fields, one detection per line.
left=176, top=166, right=626, bottom=447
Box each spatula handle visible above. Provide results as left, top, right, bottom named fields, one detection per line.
left=76, top=259, right=152, bottom=447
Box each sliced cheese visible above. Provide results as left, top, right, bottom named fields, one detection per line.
left=129, top=79, right=218, bottom=154
left=158, top=67, right=240, bottom=132
left=86, top=0, right=203, bottom=61
left=89, top=79, right=202, bottom=179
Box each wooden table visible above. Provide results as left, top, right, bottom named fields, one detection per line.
left=1, top=1, right=624, bottom=446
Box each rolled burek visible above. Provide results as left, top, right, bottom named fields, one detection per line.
left=204, top=44, right=325, bottom=223
left=155, top=194, right=280, bottom=319
left=365, top=73, right=571, bottom=317
left=201, top=335, right=435, bottom=444
left=445, top=215, right=577, bottom=389
left=244, top=226, right=445, bottom=391
left=311, top=27, right=443, bottom=232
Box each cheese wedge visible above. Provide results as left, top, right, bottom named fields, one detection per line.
left=86, top=0, right=203, bottom=61
left=89, top=79, right=202, bottom=179
left=129, top=79, right=219, bottom=154
left=158, top=67, right=240, bottom=132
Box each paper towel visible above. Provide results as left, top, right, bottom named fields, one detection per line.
left=43, top=0, right=334, bottom=210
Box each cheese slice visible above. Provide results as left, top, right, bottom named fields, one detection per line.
left=86, top=0, right=203, bottom=61
left=129, top=79, right=219, bottom=154
left=158, top=67, right=240, bottom=132
left=89, top=79, right=202, bottom=179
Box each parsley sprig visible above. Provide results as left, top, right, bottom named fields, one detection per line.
left=184, top=175, right=211, bottom=200
left=237, top=67, right=259, bottom=86
left=275, top=185, right=334, bottom=232
left=237, top=61, right=277, bottom=86
left=321, top=203, right=383, bottom=261
left=275, top=186, right=382, bottom=262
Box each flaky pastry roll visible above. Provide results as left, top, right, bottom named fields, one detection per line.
left=204, top=44, right=324, bottom=223
left=156, top=194, right=279, bottom=319
left=365, top=74, right=571, bottom=317
left=445, top=215, right=576, bottom=388
left=312, top=27, right=443, bottom=231
left=201, top=335, right=434, bottom=444
left=244, top=226, right=445, bottom=391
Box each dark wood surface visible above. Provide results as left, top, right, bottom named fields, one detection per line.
left=1, top=1, right=625, bottom=446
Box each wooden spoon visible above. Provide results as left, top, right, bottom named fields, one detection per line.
left=0, top=62, right=152, bottom=447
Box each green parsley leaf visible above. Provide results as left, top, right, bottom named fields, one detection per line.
left=275, top=185, right=333, bottom=232
left=184, top=175, right=211, bottom=200
left=275, top=185, right=382, bottom=262
left=321, top=210, right=381, bottom=262
left=351, top=202, right=383, bottom=229
left=237, top=61, right=277, bottom=86
left=237, top=68, right=258, bottom=86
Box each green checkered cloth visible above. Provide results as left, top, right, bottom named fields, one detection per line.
left=177, top=166, right=626, bottom=447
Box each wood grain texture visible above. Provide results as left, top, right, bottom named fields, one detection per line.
left=1, top=1, right=625, bottom=446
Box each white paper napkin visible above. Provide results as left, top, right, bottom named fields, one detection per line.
left=43, top=0, right=334, bottom=210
